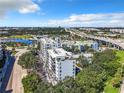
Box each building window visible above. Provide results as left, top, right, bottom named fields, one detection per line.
left=60, top=66, right=61, bottom=69
left=73, top=61, right=75, bottom=64
left=73, top=71, right=75, bottom=74
left=59, top=77, right=61, bottom=80
left=0, top=78, right=2, bottom=82
left=59, top=62, right=61, bottom=66
left=60, top=70, right=62, bottom=73
left=57, top=58, right=61, bottom=61
left=73, top=65, right=75, bottom=67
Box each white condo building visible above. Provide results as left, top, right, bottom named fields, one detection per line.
left=39, top=37, right=62, bottom=61
left=39, top=37, right=75, bottom=83
left=39, top=37, right=56, bottom=62
left=47, top=48, right=75, bottom=81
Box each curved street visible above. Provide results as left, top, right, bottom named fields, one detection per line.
left=6, top=48, right=29, bottom=93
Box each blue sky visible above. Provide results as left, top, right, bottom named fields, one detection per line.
left=0, top=0, right=124, bottom=27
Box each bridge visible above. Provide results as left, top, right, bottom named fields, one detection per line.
left=65, top=29, right=124, bottom=50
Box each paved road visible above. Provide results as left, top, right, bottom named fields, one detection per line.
left=11, top=49, right=29, bottom=93
left=120, top=81, right=124, bottom=93
left=2, top=48, right=29, bottom=93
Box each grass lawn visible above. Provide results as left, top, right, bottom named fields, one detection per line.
left=116, top=51, right=124, bottom=64
left=10, top=35, right=33, bottom=39
left=104, top=78, right=119, bottom=93
left=104, top=51, right=124, bottom=93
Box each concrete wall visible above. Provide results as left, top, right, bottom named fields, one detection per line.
left=56, top=60, right=75, bottom=80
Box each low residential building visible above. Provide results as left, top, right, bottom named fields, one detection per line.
left=83, top=53, right=93, bottom=63
left=62, top=40, right=99, bottom=52
left=91, top=42, right=99, bottom=51
left=110, top=29, right=124, bottom=34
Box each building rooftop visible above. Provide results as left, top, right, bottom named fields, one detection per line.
left=75, top=40, right=95, bottom=46
left=40, top=37, right=55, bottom=44
left=62, top=40, right=95, bottom=46
left=48, top=48, right=72, bottom=58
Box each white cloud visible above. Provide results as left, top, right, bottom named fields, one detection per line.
left=0, top=0, right=40, bottom=17
left=44, top=13, right=124, bottom=27
left=19, top=4, right=39, bottom=14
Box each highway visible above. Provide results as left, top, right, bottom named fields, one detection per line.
left=66, top=29, right=124, bottom=50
